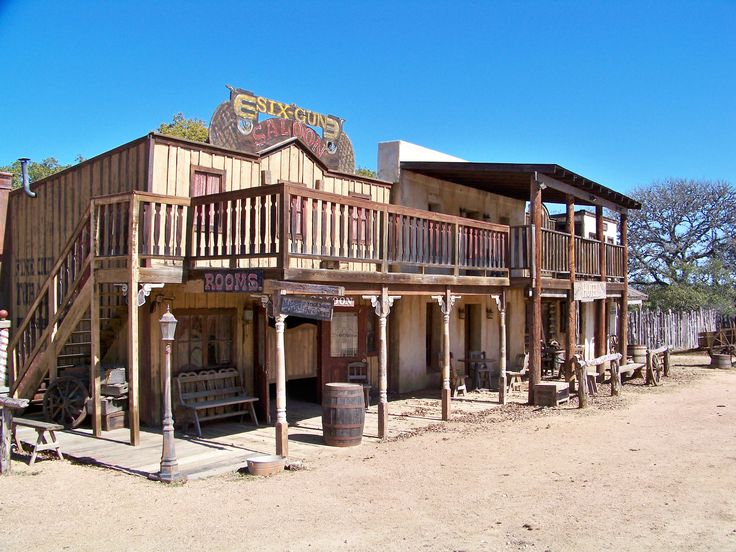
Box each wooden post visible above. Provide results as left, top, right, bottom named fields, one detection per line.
left=529, top=174, right=543, bottom=404
left=595, top=206, right=606, bottom=359
left=0, top=396, right=29, bottom=475
left=565, top=194, right=577, bottom=382
left=573, top=356, right=588, bottom=409
left=273, top=295, right=288, bottom=457
left=645, top=348, right=653, bottom=385
left=365, top=288, right=397, bottom=438
left=664, top=347, right=671, bottom=377
left=610, top=357, right=621, bottom=396
left=435, top=289, right=457, bottom=421
left=128, top=196, right=141, bottom=446
left=494, top=293, right=508, bottom=404
left=620, top=212, right=629, bottom=365
left=90, top=278, right=101, bottom=437
left=0, top=311, right=9, bottom=393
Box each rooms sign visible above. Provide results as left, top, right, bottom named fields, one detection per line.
left=209, top=86, right=355, bottom=173
left=573, top=281, right=607, bottom=302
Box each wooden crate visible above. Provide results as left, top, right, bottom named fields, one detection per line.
left=534, top=382, right=570, bottom=407
left=102, top=411, right=128, bottom=431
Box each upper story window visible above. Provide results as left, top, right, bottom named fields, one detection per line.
left=190, top=165, right=225, bottom=197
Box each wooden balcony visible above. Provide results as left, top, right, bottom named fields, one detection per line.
left=91, top=184, right=511, bottom=285
left=509, top=226, right=625, bottom=282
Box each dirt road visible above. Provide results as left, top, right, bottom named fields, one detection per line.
left=2, top=355, right=735, bottom=551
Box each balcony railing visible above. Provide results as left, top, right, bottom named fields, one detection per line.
left=509, top=226, right=625, bottom=281
left=90, top=185, right=511, bottom=278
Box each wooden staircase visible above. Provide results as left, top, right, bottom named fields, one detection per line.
left=9, top=206, right=94, bottom=401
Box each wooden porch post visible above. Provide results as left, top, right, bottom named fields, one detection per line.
left=435, top=289, right=457, bottom=421
left=273, top=294, right=288, bottom=457
left=620, top=212, right=629, bottom=365
left=595, top=206, right=606, bottom=359
left=128, top=196, right=141, bottom=446
left=529, top=174, right=543, bottom=404
left=494, top=293, right=507, bottom=404
left=366, top=288, right=397, bottom=438
left=565, top=195, right=577, bottom=381
left=90, top=205, right=101, bottom=437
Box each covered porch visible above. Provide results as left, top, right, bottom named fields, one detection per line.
left=13, top=390, right=521, bottom=479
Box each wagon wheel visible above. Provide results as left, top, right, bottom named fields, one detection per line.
left=709, top=329, right=736, bottom=360
left=651, top=354, right=662, bottom=386
left=43, top=375, right=89, bottom=429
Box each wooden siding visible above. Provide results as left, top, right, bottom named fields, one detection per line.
left=266, top=323, right=318, bottom=383
left=9, top=138, right=147, bottom=325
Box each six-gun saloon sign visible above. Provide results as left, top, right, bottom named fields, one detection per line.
left=209, top=86, right=355, bottom=173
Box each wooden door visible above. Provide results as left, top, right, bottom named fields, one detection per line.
left=321, top=307, right=366, bottom=385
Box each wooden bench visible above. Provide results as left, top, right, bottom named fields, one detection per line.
left=619, top=362, right=645, bottom=381
left=176, top=368, right=259, bottom=437
left=12, top=417, right=64, bottom=466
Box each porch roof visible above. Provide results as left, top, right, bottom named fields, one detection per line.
left=400, top=162, right=641, bottom=210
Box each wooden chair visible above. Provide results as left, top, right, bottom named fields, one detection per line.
left=506, top=353, right=529, bottom=393
left=449, top=353, right=467, bottom=398
left=469, top=350, right=490, bottom=389
left=347, top=361, right=371, bottom=410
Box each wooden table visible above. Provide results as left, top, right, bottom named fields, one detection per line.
left=457, top=358, right=498, bottom=390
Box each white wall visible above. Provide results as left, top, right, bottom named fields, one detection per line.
left=378, top=140, right=465, bottom=183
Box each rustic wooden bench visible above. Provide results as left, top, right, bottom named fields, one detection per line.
left=12, top=417, right=64, bottom=466
left=176, top=368, right=259, bottom=437
left=619, top=362, right=645, bottom=381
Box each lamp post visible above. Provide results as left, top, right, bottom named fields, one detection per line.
left=156, top=306, right=184, bottom=483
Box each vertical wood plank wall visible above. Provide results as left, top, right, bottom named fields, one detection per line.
left=9, top=138, right=148, bottom=326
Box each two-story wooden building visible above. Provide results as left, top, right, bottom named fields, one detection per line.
left=2, top=87, right=640, bottom=456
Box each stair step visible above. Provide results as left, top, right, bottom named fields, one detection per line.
left=57, top=352, right=91, bottom=359
left=63, top=341, right=93, bottom=347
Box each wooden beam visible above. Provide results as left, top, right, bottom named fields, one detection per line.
left=90, top=274, right=101, bottom=437
left=128, top=197, right=141, bottom=446
left=620, top=213, right=629, bottom=365
left=565, top=194, right=577, bottom=382
left=595, top=206, right=606, bottom=359
left=535, top=173, right=629, bottom=214
left=528, top=175, right=543, bottom=404
left=263, top=280, right=345, bottom=296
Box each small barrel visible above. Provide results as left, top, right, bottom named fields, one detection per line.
left=630, top=344, right=647, bottom=364
left=322, top=383, right=365, bottom=447
left=711, top=354, right=733, bottom=369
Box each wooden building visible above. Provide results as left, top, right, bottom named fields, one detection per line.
left=2, top=88, right=640, bottom=455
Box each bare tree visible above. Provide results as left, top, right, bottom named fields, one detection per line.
left=626, top=178, right=736, bottom=311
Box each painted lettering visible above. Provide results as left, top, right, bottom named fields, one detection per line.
left=224, top=273, right=234, bottom=291
left=204, top=273, right=215, bottom=291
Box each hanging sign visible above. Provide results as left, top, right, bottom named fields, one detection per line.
left=209, top=86, right=355, bottom=173
left=280, top=295, right=334, bottom=321
left=574, top=281, right=607, bottom=302
left=312, top=295, right=354, bottom=307
left=203, top=270, right=263, bottom=293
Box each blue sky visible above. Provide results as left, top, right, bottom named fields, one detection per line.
left=0, top=0, right=734, bottom=195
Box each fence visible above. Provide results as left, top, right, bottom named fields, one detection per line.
left=627, top=308, right=717, bottom=351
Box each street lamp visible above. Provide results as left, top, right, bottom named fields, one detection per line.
left=156, top=305, right=184, bottom=483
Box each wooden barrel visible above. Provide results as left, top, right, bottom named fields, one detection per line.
left=631, top=344, right=647, bottom=364
left=711, top=354, right=733, bottom=369
left=322, top=383, right=365, bottom=447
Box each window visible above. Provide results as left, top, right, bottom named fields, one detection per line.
left=174, top=310, right=234, bottom=373
left=330, top=312, right=359, bottom=357
left=190, top=166, right=224, bottom=196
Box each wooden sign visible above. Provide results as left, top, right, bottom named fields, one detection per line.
left=203, top=270, right=263, bottom=293
left=209, top=86, right=355, bottom=173
left=574, top=281, right=607, bottom=302
left=279, top=295, right=333, bottom=321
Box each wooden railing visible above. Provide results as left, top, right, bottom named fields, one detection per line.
left=284, top=184, right=509, bottom=275
left=10, top=205, right=92, bottom=386
left=575, top=236, right=601, bottom=278
left=606, top=243, right=625, bottom=279
left=508, top=226, right=625, bottom=281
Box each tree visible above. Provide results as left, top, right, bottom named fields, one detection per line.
left=157, top=113, right=208, bottom=142
left=355, top=166, right=378, bottom=178
left=0, top=157, right=72, bottom=188
left=626, top=178, right=736, bottom=313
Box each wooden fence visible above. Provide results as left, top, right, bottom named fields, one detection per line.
left=627, top=308, right=717, bottom=351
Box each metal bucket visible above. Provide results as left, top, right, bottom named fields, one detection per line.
left=711, top=354, right=733, bottom=369
left=322, top=383, right=365, bottom=447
